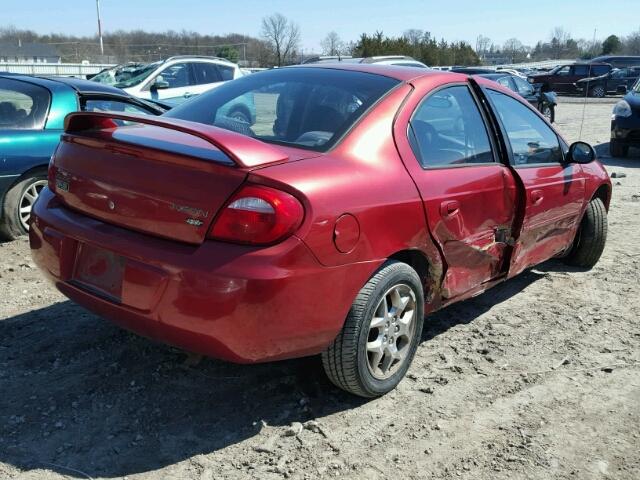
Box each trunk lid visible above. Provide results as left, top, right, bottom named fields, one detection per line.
left=50, top=112, right=294, bottom=244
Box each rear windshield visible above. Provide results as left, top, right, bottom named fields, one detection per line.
left=0, top=78, right=50, bottom=129
left=164, top=67, right=400, bottom=152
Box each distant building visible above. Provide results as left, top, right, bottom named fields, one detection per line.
left=0, top=41, right=61, bottom=64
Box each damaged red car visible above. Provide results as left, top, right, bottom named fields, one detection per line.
left=30, top=65, right=611, bottom=397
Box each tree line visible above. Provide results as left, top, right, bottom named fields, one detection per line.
left=1, top=17, right=639, bottom=68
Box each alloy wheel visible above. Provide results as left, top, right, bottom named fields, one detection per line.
left=366, top=284, right=417, bottom=379
left=18, top=179, right=47, bottom=231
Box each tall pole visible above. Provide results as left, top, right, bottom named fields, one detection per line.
left=96, top=0, right=104, bottom=56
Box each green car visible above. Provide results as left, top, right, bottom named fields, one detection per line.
left=0, top=74, right=165, bottom=240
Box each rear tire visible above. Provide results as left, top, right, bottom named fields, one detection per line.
left=322, top=261, right=424, bottom=398
left=0, top=172, right=48, bottom=241
left=609, top=140, right=628, bottom=158
left=563, top=198, right=607, bottom=269
left=590, top=85, right=606, bottom=98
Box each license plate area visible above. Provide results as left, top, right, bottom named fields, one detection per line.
left=72, top=243, right=124, bottom=302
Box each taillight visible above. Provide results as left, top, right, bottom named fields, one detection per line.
left=208, top=184, right=304, bottom=245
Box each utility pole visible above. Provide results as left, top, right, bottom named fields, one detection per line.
left=96, top=0, right=104, bottom=56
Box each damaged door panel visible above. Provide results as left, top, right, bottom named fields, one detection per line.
left=400, top=84, right=518, bottom=299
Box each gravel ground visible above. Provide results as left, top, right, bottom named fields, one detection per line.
left=1, top=98, right=639, bottom=480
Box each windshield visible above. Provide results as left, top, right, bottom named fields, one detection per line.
left=91, top=62, right=161, bottom=88
left=633, top=79, right=640, bottom=94
left=164, top=67, right=400, bottom=152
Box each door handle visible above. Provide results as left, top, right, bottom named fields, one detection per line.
left=440, top=200, right=460, bottom=217
left=531, top=190, right=544, bottom=206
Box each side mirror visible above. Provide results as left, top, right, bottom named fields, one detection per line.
left=617, top=85, right=628, bottom=94
left=151, top=77, right=170, bottom=91
left=567, top=141, right=595, bottom=164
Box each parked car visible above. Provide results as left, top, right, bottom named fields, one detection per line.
left=303, top=55, right=429, bottom=68
left=477, top=73, right=557, bottom=122
left=528, top=63, right=612, bottom=93
left=90, top=55, right=244, bottom=102
left=610, top=78, right=640, bottom=157
left=575, top=67, right=640, bottom=97
left=0, top=74, right=165, bottom=240
left=30, top=66, right=610, bottom=398
left=589, top=55, right=640, bottom=69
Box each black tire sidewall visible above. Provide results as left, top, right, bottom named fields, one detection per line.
left=354, top=264, right=424, bottom=396
left=0, top=172, right=47, bottom=240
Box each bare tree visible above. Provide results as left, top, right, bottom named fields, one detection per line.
left=623, top=29, right=640, bottom=54
left=261, top=13, right=301, bottom=66
left=503, top=37, right=524, bottom=62
left=403, top=29, right=424, bottom=46
left=321, top=31, right=344, bottom=56
left=550, top=26, right=570, bottom=59
left=475, top=35, right=491, bottom=56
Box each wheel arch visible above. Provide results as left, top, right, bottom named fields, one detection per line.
left=592, top=183, right=611, bottom=211
left=0, top=164, right=49, bottom=212
left=388, top=248, right=442, bottom=304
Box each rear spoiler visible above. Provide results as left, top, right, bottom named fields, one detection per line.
left=63, top=111, right=289, bottom=168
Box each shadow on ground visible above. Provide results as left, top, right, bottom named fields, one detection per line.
left=595, top=142, right=640, bottom=168
left=0, top=264, right=550, bottom=478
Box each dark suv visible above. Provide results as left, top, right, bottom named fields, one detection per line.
left=589, top=55, right=640, bottom=69
left=528, top=63, right=612, bottom=93
left=576, top=67, right=640, bottom=97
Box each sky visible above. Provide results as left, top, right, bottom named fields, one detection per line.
left=4, top=0, right=640, bottom=52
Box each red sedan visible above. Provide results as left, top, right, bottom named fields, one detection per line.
left=30, top=65, right=611, bottom=397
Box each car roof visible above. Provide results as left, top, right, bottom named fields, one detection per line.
left=39, top=76, right=135, bottom=95
left=0, top=73, right=131, bottom=96
left=289, top=63, right=459, bottom=82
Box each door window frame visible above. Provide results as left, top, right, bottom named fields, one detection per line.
left=406, top=82, right=499, bottom=170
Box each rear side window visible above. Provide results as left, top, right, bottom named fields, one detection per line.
left=408, top=85, right=494, bottom=167
left=192, top=63, right=222, bottom=85
left=0, top=78, right=50, bottom=129
left=487, top=90, right=562, bottom=165
left=591, top=65, right=611, bottom=76
left=82, top=98, right=155, bottom=115
left=217, top=64, right=236, bottom=81
left=165, top=68, right=399, bottom=152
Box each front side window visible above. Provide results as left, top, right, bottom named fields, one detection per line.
left=156, top=63, right=193, bottom=88
left=555, top=66, right=570, bottom=76
left=408, top=85, right=494, bottom=167
left=573, top=65, right=590, bottom=76
left=165, top=68, right=399, bottom=152
left=0, top=78, right=50, bottom=129
left=487, top=90, right=562, bottom=165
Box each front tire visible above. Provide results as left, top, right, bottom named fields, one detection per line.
left=0, top=172, right=48, bottom=241
left=590, top=85, right=606, bottom=98
left=609, top=140, right=628, bottom=158
left=541, top=104, right=555, bottom=123
left=322, top=261, right=425, bottom=398
left=563, top=197, right=607, bottom=268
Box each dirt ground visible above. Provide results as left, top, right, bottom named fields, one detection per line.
left=1, top=98, right=639, bottom=480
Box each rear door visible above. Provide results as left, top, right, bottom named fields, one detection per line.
left=483, top=88, right=586, bottom=277
left=398, top=83, right=518, bottom=298
left=190, top=62, right=226, bottom=96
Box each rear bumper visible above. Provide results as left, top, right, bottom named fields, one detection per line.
left=611, top=118, right=640, bottom=146
left=30, top=188, right=379, bottom=363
